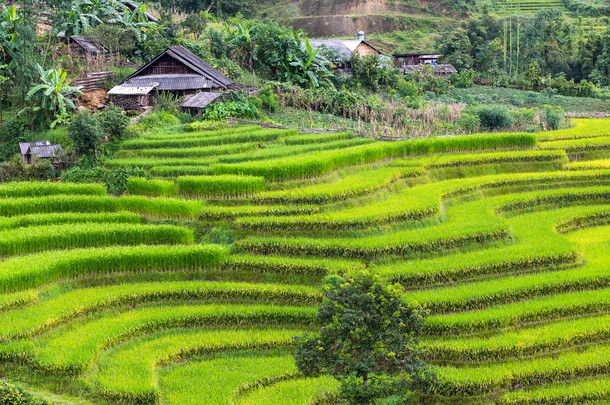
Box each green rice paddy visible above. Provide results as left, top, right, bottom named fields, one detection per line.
left=1, top=118, right=609, bottom=404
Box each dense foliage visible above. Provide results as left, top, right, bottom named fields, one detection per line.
left=294, top=273, right=431, bottom=403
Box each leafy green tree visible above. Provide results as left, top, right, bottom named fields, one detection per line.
left=590, top=29, right=610, bottom=86
left=68, top=110, right=102, bottom=158
left=25, top=65, right=83, bottom=128
left=98, top=103, right=130, bottom=142
left=294, top=273, right=433, bottom=404
left=350, top=54, right=398, bottom=91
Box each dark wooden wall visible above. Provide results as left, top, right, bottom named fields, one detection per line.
left=139, top=54, right=195, bottom=76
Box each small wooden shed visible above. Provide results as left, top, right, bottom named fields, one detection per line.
left=19, top=141, right=63, bottom=164
left=181, top=92, right=223, bottom=117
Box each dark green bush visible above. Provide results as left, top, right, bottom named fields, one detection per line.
left=68, top=111, right=102, bottom=157
left=0, top=379, right=48, bottom=405
left=542, top=105, right=565, bottom=130
left=106, top=166, right=151, bottom=196
left=475, top=105, right=513, bottom=130
left=257, top=86, right=278, bottom=113
left=98, top=104, right=130, bottom=142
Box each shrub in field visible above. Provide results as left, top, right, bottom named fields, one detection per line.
left=105, top=166, right=151, bottom=196
left=177, top=175, right=266, bottom=197
left=0, top=379, right=48, bottom=405
left=295, top=273, right=432, bottom=404
left=542, top=105, right=565, bottom=131
left=474, top=105, right=513, bottom=131
left=68, top=110, right=102, bottom=158
left=126, top=178, right=176, bottom=197
left=98, top=104, right=130, bottom=142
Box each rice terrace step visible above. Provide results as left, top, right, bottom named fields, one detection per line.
left=0, top=118, right=609, bottom=404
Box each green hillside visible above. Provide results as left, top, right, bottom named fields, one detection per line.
left=1, top=118, right=609, bottom=404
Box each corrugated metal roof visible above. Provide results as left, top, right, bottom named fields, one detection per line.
left=108, top=84, right=158, bottom=95
left=19, top=141, right=62, bottom=158
left=30, top=144, right=63, bottom=158
left=70, top=36, right=100, bottom=53
left=181, top=92, right=222, bottom=108
left=303, top=39, right=382, bottom=61
left=305, top=39, right=353, bottom=60
left=19, top=141, right=50, bottom=155
left=123, top=45, right=234, bottom=90
left=401, top=64, right=458, bottom=74
left=124, top=74, right=213, bottom=91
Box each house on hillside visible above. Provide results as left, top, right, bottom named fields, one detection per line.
left=68, top=36, right=102, bottom=55
left=393, top=53, right=457, bottom=78
left=19, top=141, right=63, bottom=165
left=108, top=45, right=234, bottom=110
left=304, top=32, right=386, bottom=70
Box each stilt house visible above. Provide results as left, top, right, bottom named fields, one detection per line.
left=108, top=45, right=234, bottom=110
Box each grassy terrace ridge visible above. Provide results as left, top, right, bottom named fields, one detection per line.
left=1, top=118, right=610, bottom=404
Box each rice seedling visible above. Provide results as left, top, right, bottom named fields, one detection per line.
left=216, top=138, right=374, bottom=165
left=0, top=195, right=119, bottom=217
left=158, top=351, right=296, bottom=405
left=27, top=304, right=316, bottom=375
left=213, top=133, right=536, bottom=181
left=123, top=129, right=296, bottom=150
left=226, top=254, right=364, bottom=276
left=425, top=313, right=610, bottom=361
left=502, top=374, right=610, bottom=404
left=0, top=212, right=141, bottom=231
left=565, top=158, right=610, bottom=171
left=0, top=244, right=228, bottom=293
left=282, top=131, right=353, bottom=145
left=143, top=125, right=264, bottom=140
left=85, top=326, right=307, bottom=403
left=0, top=223, right=193, bottom=257
left=253, top=166, right=416, bottom=204
left=177, top=175, right=266, bottom=198
left=425, top=288, right=610, bottom=335
left=117, top=196, right=204, bottom=218
left=150, top=165, right=214, bottom=176
left=435, top=342, right=610, bottom=395
left=199, top=204, right=322, bottom=220
left=235, top=375, right=339, bottom=405
left=126, top=178, right=176, bottom=197
left=0, top=280, right=319, bottom=341
left=536, top=118, right=610, bottom=141
left=106, top=157, right=214, bottom=169
left=131, top=142, right=257, bottom=158
left=0, top=182, right=106, bottom=198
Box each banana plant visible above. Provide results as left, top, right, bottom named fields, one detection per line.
left=284, top=37, right=333, bottom=88
left=0, top=4, right=21, bottom=59
left=53, top=0, right=104, bottom=37
left=109, top=2, right=151, bottom=41
left=25, top=64, right=84, bottom=128
left=224, top=22, right=253, bottom=71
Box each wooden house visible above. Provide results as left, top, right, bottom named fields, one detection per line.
left=19, top=141, right=63, bottom=165
left=108, top=45, right=234, bottom=110
left=393, top=53, right=457, bottom=78
left=69, top=36, right=101, bottom=55
left=305, top=33, right=386, bottom=71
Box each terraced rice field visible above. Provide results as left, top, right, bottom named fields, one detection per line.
left=1, top=118, right=609, bottom=404
left=492, top=0, right=567, bottom=15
